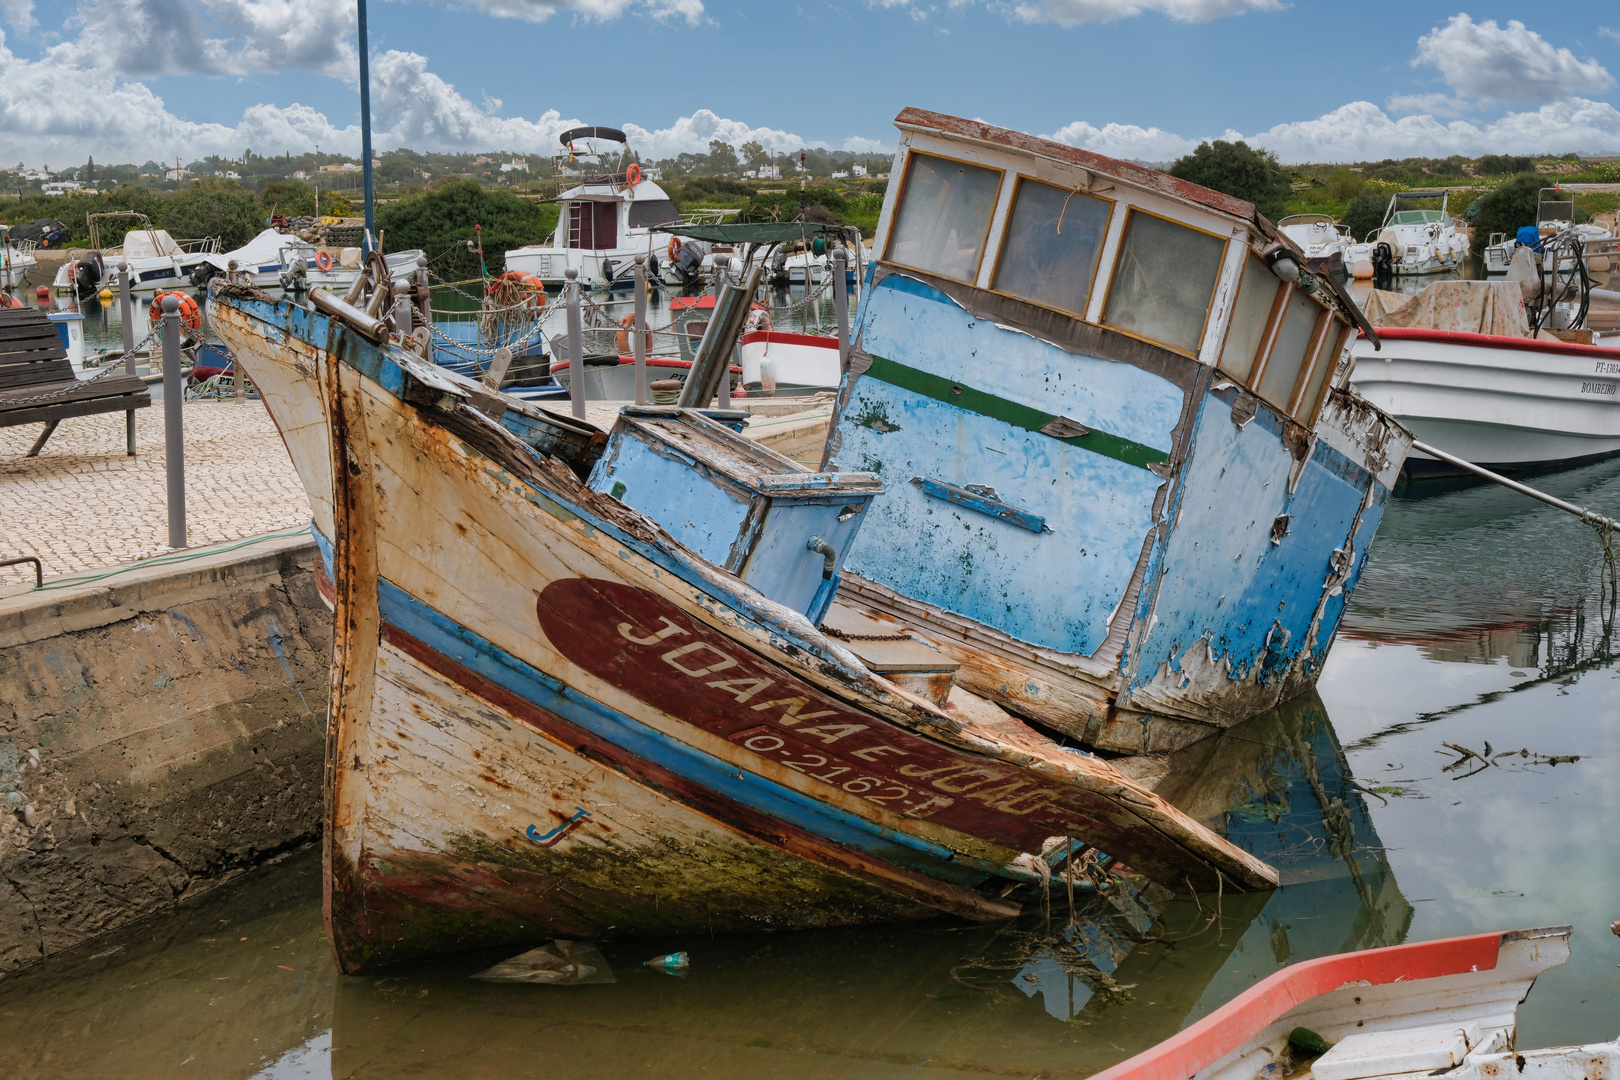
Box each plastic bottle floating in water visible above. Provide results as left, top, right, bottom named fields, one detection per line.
left=644, top=951, right=689, bottom=970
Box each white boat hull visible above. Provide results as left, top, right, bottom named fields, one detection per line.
left=738, top=330, right=841, bottom=393
left=1350, top=329, right=1620, bottom=473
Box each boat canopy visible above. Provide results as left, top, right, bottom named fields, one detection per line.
left=122, top=229, right=182, bottom=259
left=652, top=221, right=850, bottom=244
left=202, top=227, right=301, bottom=272
left=559, top=126, right=627, bottom=146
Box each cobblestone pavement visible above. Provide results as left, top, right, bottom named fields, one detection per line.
left=0, top=400, right=310, bottom=587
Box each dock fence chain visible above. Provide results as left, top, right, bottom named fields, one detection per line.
left=5, top=328, right=160, bottom=407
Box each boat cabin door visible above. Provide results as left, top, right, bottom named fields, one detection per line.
left=568, top=201, right=619, bottom=251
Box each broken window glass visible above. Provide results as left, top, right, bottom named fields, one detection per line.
left=1258, top=289, right=1325, bottom=409
left=1103, top=210, right=1227, bottom=355
left=1219, top=254, right=1281, bottom=384
left=991, top=178, right=1111, bottom=315
left=885, top=153, right=1002, bottom=282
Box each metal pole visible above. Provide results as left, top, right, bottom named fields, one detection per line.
left=632, top=256, right=648, bottom=405
left=357, top=0, right=376, bottom=252
left=565, top=268, right=586, bottom=420
left=161, top=296, right=187, bottom=549
left=393, top=283, right=412, bottom=336
left=1409, top=440, right=1618, bottom=530
left=832, top=246, right=851, bottom=377
left=117, top=260, right=134, bottom=368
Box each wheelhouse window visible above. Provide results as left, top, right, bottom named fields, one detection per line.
left=627, top=199, right=677, bottom=230
left=1102, top=209, right=1227, bottom=356
left=990, top=177, right=1111, bottom=316
left=1218, top=254, right=1282, bottom=384
left=1256, top=289, right=1326, bottom=409
left=884, top=152, right=1002, bottom=282
left=1294, top=320, right=1348, bottom=424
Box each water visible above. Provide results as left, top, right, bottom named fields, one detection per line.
left=0, top=463, right=1614, bottom=1078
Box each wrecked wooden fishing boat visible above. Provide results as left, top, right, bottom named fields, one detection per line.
left=826, top=109, right=1411, bottom=752
left=208, top=266, right=1276, bottom=975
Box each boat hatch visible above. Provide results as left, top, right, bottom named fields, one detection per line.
left=588, top=408, right=884, bottom=623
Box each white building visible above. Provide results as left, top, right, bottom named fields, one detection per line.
left=500, top=159, right=529, bottom=173
left=851, top=164, right=867, bottom=177
left=41, top=181, right=82, bottom=195
left=164, top=169, right=190, bottom=181
left=292, top=170, right=309, bottom=180
left=831, top=170, right=850, bottom=179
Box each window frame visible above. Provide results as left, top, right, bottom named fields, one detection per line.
left=1099, top=204, right=1230, bottom=359
left=1217, top=251, right=1285, bottom=384
left=880, top=149, right=1006, bottom=285
left=1285, top=309, right=1334, bottom=416
left=985, top=173, right=1116, bottom=319
left=1248, top=285, right=1331, bottom=414
left=1295, top=319, right=1350, bottom=428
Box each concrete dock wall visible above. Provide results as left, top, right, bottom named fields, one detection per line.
left=0, top=536, right=330, bottom=976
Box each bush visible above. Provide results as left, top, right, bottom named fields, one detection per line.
left=1479, top=155, right=1534, bottom=176
left=1341, top=187, right=1392, bottom=242
left=1470, top=174, right=1543, bottom=244
left=260, top=181, right=317, bottom=218
left=1168, top=140, right=1291, bottom=220
left=158, top=179, right=263, bottom=250
left=375, top=178, right=557, bottom=279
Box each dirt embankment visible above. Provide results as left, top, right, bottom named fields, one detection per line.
left=0, top=537, right=332, bottom=977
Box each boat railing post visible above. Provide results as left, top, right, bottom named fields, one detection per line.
left=565, top=268, right=586, bottom=420
left=161, top=296, right=186, bottom=549
left=415, top=255, right=431, bottom=332
left=393, top=282, right=412, bottom=337
left=832, top=246, right=850, bottom=377
left=632, top=255, right=648, bottom=406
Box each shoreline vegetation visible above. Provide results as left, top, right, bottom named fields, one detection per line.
left=4, top=143, right=1618, bottom=281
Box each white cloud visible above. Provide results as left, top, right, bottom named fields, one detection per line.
left=56, top=0, right=358, bottom=80
left=1043, top=119, right=1201, bottom=162
left=415, top=0, right=704, bottom=24
left=1413, top=14, right=1613, bottom=106
left=1, top=0, right=34, bottom=32
left=1008, top=0, right=1283, bottom=27
left=1383, top=92, right=1469, bottom=119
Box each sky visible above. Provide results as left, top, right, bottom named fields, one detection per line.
left=3, top=1, right=1620, bottom=169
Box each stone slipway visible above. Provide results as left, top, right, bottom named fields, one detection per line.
left=0, top=533, right=330, bottom=977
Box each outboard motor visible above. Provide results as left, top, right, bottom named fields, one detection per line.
left=672, top=241, right=704, bottom=286
left=190, top=263, right=218, bottom=289
left=769, top=247, right=789, bottom=284
left=646, top=252, right=660, bottom=281
left=74, top=251, right=103, bottom=298
left=1371, top=241, right=1393, bottom=283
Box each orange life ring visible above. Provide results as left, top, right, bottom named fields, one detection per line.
left=314, top=249, right=333, bottom=272
left=149, top=291, right=201, bottom=332
left=625, top=163, right=643, bottom=187
left=615, top=312, right=653, bottom=354
left=667, top=236, right=682, bottom=263
left=488, top=270, right=546, bottom=310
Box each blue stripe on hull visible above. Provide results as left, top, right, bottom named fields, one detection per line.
left=372, top=576, right=1007, bottom=889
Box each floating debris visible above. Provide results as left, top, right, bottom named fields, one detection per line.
left=1438, top=743, right=1580, bottom=777
left=643, top=951, right=689, bottom=973
left=470, top=940, right=615, bottom=985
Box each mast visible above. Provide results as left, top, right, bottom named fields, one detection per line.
left=357, top=0, right=376, bottom=250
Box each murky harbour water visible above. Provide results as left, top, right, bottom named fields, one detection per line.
left=1, top=459, right=1615, bottom=1078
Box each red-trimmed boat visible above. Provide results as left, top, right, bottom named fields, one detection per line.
left=1093, top=925, right=1617, bottom=1080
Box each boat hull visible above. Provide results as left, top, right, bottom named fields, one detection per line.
left=1350, top=328, right=1620, bottom=474
left=209, top=289, right=1276, bottom=971
left=738, top=330, right=841, bottom=394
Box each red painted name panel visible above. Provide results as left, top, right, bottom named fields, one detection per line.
left=537, top=577, right=1173, bottom=863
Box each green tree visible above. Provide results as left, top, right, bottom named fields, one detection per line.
left=157, top=179, right=263, bottom=249
left=375, top=178, right=558, bottom=279
left=1167, top=140, right=1291, bottom=220
left=1341, top=187, right=1392, bottom=243
left=739, top=141, right=767, bottom=169
left=705, top=139, right=740, bottom=176
left=260, top=181, right=317, bottom=217
left=1470, top=174, right=1543, bottom=245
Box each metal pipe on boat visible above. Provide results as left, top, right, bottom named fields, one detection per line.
left=832, top=246, right=850, bottom=377
left=1410, top=440, right=1618, bottom=531
left=160, top=296, right=187, bottom=549
left=679, top=262, right=763, bottom=410
left=632, top=255, right=648, bottom=406
left=308, top=284, right=388, bottom=341
left=565, top=267, right=586, bottom=420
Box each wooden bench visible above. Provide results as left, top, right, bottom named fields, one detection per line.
left=0, top=307, right=151, bottom=457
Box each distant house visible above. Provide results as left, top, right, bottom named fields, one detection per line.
left=421, top=171, right=432, bottom=180
left=219, top=170, right=240, bottom=180
left=292, top=170, right=309, bottom=180
left=851, top=164, right=867, bottom=177
left=41, top=181, right=82, bottom=195
left=164, top=169, right=189, bottom=181
left=321, top=163, right=361, bottom=173
left=831, top=170, right=850, bottom=179
left=500, top=159, right=529, bottom=173
left=756, top=164, right=782, bottom=180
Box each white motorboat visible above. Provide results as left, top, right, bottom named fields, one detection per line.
left=1277, top=214, right=1353, bottom=274
left=1090, top=925, right=1606, bottom=1080
left=502, top=125, right=701, bottom=290
left=1, top=229, right=38, bottom=290
left=196, top=227, right=425, bottom=291
left=1346, top=191, right=1469, bottom=279
left=738, top=329, right=840, bottom=394
left=52, top=213, right=218, bottom=297
left=1350, top=278, right=1620, bottom=475
left=1484, top=189, right=1618, bottom=275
